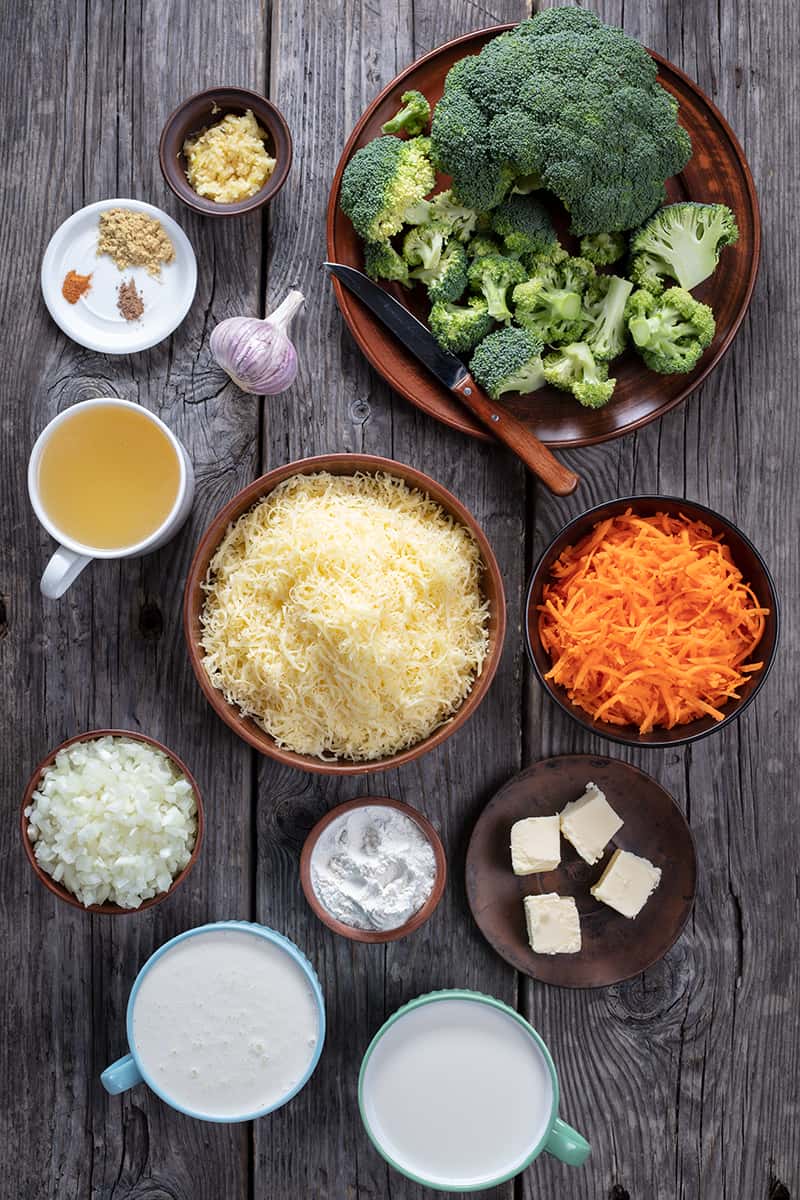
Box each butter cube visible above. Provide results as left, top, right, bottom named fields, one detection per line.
left=524, top=893, right=581, bottom=955
left=560, top=782, right=623, bottom=865
left=590, top=848, right=661, bottom=919
left=510, top=816, right=561, bottom=875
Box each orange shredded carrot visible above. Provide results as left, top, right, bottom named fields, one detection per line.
left=537, top=510, right=768, bottom=734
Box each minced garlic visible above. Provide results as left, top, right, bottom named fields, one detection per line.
left=182, top=109, right=276, bottom=204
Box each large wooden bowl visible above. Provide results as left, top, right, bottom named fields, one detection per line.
left=21, top=730, right=204, bottom=915
left=183, top=454, right=506, bottom=775
left=327, top=26, right=760, bottom=449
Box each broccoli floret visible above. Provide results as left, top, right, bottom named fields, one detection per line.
left=625, top=286, right=716, bottom=373
left=489, top=193, right=557, bottom=259
left=428, top=296, right=495, bottom=355
left=467, top=253, right=527, bottom=322
left=470, top=326, right=546, bottom=400
left=427, top=189, right=480, bottom=242
left=363, top=240, right=411, bottom=287
left=340, top=135, right=435, bottom=242
left=430, top=11, right=692, bottom=232
left=579, top=231, right=627, bottom=266
left=512, top=249, right=595, bottom=344
left=382, top=90, right=431, bottom=137
left=543, top=342, right=616, bottom=408
left=467, top=234, right=502, bottom=259
left=581, top=274, right=634, bottom=361
left=430, top=85, right=515, bottom=212
left=629, top=202, right=740, bottom=292
left=424, top=241, right=469, bottom=304
left=402, top=222, right=447, bottom=273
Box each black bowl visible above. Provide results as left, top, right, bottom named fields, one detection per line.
left=525, top=496, right=780, bottom=748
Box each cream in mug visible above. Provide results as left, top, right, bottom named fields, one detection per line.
left=131, top=928, right=320, bottom=1119
left=361, top=997, right=554, bottom=1189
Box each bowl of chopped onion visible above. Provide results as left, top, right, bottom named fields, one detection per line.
left=525, top=496, right=779, bottom=747
left=183, top=453, right=506, bottom=774
left=21, top=730, right=204, bottom=914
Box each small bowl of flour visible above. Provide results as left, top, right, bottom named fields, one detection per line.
left=300, top=799, right=446, bottom=942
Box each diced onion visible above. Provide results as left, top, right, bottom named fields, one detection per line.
left=25, top=736, right=198, bottom=909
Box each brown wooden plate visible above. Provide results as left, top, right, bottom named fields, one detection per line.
left=465, top=756, right=696, bottom=987
left=326, top=26, right=760, bottom=449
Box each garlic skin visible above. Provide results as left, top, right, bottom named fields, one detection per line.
left=210, top=289, right=304, bottom=395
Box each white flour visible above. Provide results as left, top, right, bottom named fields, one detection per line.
left=310, top=806, right=437, bottom=931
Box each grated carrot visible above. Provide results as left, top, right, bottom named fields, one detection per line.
left=537, top=510, right=768, bottom=734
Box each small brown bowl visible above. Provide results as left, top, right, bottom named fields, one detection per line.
left=183, top=453, right=507, bottom=775
left=299, top=797, right=447, bottom=943
left=20, top=730, right=205, bottom=915
left=525, top=496, right=780, bottom=748
left=159, top=86, right=293, bottom=217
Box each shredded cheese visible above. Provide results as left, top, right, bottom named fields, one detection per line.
left=538, top=509, right=768, bottom=734
left=200, top=472, right=490, bottom=761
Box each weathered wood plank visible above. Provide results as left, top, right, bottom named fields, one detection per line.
left=0, top=0, right=264, bottom=1197
left=523, top=3, right=799, bottom=1199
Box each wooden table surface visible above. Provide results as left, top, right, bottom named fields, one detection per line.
left=2, top=1, right=797, bottom=1197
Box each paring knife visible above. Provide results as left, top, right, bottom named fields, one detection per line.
left=324, top=263, right=579, bottom=497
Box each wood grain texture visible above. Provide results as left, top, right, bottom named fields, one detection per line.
left=0, top=0, right=797, bottom=1198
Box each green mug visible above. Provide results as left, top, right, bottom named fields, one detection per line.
left=358, top=989, right=590, bottom=1192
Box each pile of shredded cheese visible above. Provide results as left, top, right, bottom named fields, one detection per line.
left=183, top=109, right=276, bottom=204
left=538, top=510, right=768, bottom=733
left=200, top=472, right=490, bottom=760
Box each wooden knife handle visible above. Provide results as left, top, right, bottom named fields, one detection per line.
left=452, top=375, right=579, bottom=496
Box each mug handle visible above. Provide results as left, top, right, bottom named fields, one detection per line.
left=545, top=1116, right=591, bottom=1166
left=41, top=546, right=92, bottom=599
left=101, top=1054, right=143, bottom=1095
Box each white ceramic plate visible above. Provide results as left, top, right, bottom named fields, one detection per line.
left=40, top=198, right=197, bottom=354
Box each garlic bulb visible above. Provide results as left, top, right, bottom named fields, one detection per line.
left=210, top=289, right=305, bottom=395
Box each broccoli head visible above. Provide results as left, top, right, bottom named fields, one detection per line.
left=467, top=253, right=527, bottom=322
left=402, top=222, right=447, bottom=274
left=467, top=234, right=502, bottom=259
left=489, top=193, right=557, bottom=259
left=339, top=135, right=435, bottom=241
left=543, top=341, right=617, bottom=408
left=428, top=189, right=480, bottom=242
left=581, top=274, right=634, bottom=361
left=363, top=240, right=411, bottom=287
left=625, top=286, right=715, bottom=373
left=382, top=89, right=431, bottom=137
left=428, top=296, right=495, bottom=355
left=512, top=249, right=595, bottom=344
left=579, top=231, right=627, bottom=267
left=469, top=325, right=546, bottom=400
left=430, top=9, right=692, bottom=232
left=424, top=241, right=469, bottom=304
left=629, top=202, right=740, bottom=293
left=430, top=85, right=515, bottom=212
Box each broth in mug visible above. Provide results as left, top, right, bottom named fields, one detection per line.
left=37, top=403, right=180, bottom=549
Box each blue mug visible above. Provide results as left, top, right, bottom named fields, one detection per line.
left=101, top=920, right=325, bottom=1122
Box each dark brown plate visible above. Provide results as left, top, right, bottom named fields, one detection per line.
left=465, top=756, right=696, bottom=987
left=326, top=26, right=760, bottom=448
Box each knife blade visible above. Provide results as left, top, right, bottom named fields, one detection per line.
left=325, top=262, right=579, bottom=496
left=325, top=262, right=469, bottom=391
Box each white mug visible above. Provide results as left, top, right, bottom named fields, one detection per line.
left=28, top=398, right=195, bottom=600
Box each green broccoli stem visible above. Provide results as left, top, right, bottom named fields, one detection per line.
left=543, top=287, right=581, bottom=321
left=483, top=282, right=513, bottom=321
left=499, top=361, right=546, bottom=396
left=631, top=315, right=699, bottom=347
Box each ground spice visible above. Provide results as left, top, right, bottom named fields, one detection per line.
left=97, top=208, right=175, bottom=277
left=61, top=270, right=92, bottom=303
left=117, top=279, right=144, bottom=321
